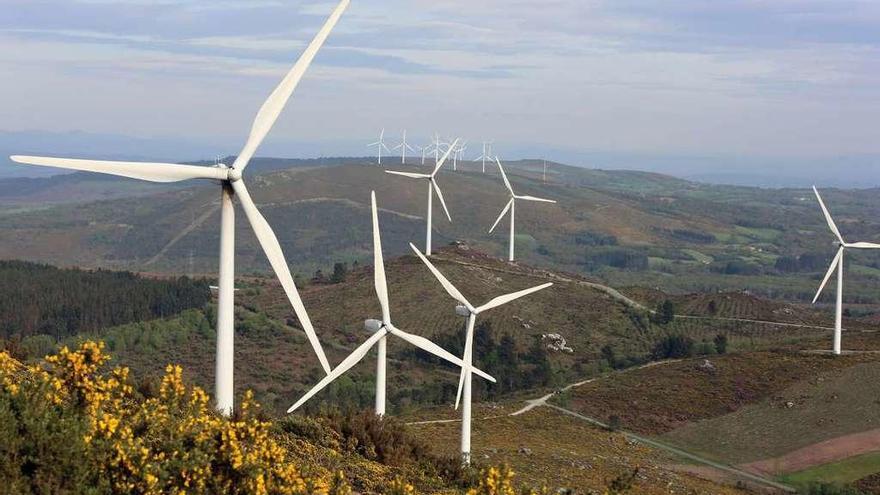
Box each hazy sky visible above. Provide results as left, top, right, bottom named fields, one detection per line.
left=2, top=0, right=879, bottom=175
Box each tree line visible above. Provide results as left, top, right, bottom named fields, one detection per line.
left=0, top=260, right=210, bottom=341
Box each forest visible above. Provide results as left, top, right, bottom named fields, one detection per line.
left=0, top=260, right=210, bottom=341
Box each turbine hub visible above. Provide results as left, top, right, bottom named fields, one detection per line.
left=364, top=319, right=383, bottom=333
left=227, top=167, right=243, bottom=182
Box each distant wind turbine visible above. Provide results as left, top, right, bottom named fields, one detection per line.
left=474, top=141, right=492, bottom=173
left=490, top=158, right=557, bottom=261
left=452, top=140, right=468, bottom=171
left=410, top=243, right=552, bottom=465
left=385, top=138, right=459, bottom=256
left=9, top=0, right=351, bottom=416
left=287, top=191, right=495, bottom=416
left=392, top=129, right=415, bottom=165
left=368, top=128, right=390, bottom=165
left=812, top=186, right=880, bottom=355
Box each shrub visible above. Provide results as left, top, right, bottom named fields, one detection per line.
left=714, top=334, right=728, bottom=354
left=0, top=341, right=341, bottom=494
left=651, top=335, right=694, bottom=360
left=651, top=300, right=675, bottom=325
left=331, top=262, right=349, bottom=284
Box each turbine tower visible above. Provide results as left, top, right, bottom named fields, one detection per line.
left=452, top=140, right=468, bottom=172
left=473, top=140, right=493, bottom=173
left=812, top=186, right=880, bottom=355
left=410, top=244, right=552, bottom=464
left=368, top=128, right=390, bottom=165
left=385, top=138, right=459, bottom=256
left=9, top=0, right=351, bottom=416
left=392, top=129, right=415, bottom=165
left=489, top=158, right=557, bottom=262
left=287, top=191, right=496, bottom=416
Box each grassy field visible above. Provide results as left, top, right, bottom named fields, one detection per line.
left=661, top=359, right=880, bottom=466
left=553, top=351, right=880, bottom=437
left=780, top=451, right=880, bottom=486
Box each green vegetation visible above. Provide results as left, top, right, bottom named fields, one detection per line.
left=5, top=161, right=880, bottom=304
left=0, top=260, right=209, bottom=341
left=781, top=452, right=880, bottom=486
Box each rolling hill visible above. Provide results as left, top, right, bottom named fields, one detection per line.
left=2, top=158, right=880, bottom=309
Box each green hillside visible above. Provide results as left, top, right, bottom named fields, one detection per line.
left=2, top=159, right=880, bottom=309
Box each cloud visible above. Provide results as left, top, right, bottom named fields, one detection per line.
left=0, top=0, right=878, bottom=162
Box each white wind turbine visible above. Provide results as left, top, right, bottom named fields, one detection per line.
left=368, top=128, right=390, bottom=165
left=9, top=0, right=351, bottom=416
left=812, top=186, right=880, bottom=355
left=490, top=158, right=557, bottom=262
left=287, top=191, right=496, bottom=415
left=392, top=129, right=415, bottom=165
left=452, top=140, right=468, bottom=172
left=385, top=138, right=459, bottom=256
left=417, top=143, right=429, bottom=165
left=410, top=244, right=552, bottom=464
left=474, top=140, right=492, bottom=173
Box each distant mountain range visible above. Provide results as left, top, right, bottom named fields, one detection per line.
left=2, top=130, right=878, bottom=188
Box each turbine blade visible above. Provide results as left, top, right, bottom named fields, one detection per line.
left=489, top=199, right=513, bottom=233
left=846, top=242, right=880, bottom=249
left=813, top=247, right=843, bottom=304
left=476, top=283, right=553, bottom=314
left=9, top=156, right=226, bottom=183
left=813, top=186, right=845, bottom=244
left=455, top=317, right=476, bottom=410
left=385, top=170, right=431, bottom=179
left=287, top=330, right=385, bottom=413
left=409, top=243, right=473, bottom=310
left=515, top=195, right=556, bottom=203
left=231, top=180, right=331, bottom=374
left=432, top=179, right=453, bottom=223
left=496, top=157, right=514, bottom=194
left=232, top=0, right=349, bottom=171
left=387, top=325, right=495, bottom=383
left=431, top=138, right=459, bottom=177
left=371, top=192, right=390, bottom=323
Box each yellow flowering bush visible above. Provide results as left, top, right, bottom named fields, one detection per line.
left=0, top=341, right=343, bottom=495
left=0, top=341, right=581, bottom=495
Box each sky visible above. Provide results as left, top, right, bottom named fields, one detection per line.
left=1, top=0, right=879, bottom=185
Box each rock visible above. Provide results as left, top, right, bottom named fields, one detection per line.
left=518, top=447, right=532, bottom=455
left=542, top=333, right=574, bottom=353
left=697, top=359, right=716, bottom=372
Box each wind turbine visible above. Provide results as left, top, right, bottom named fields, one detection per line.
left=452, top=140, right=468, bottom=172
left=392, top=129, right=415, bottom=165
left=9, top=0, right=351, bottom=416
left=489, top=158, right=557, bottom=262
left=812, top=186, right=880, bottom=355
left=385, top=138, right=459, bottom=256
left=368, top=128, right=390, bottom=165
left=474, top=141, right=492, bottom=173
left=410, top=243, right=552, bottom=464
left=428, top=133, right=449, bottom=165
left=287, top=191, right=496, bottom=415
left=417, top=144, right=429, bottom=165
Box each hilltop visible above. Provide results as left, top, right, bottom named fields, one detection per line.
left=2, top=158, right=880, bottom=309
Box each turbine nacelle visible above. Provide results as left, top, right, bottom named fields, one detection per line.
left=364, top=319, right=384, bottom=332
left=226, top=167, right=243, bottom=182
left=455, top=304, right=471, bottom=317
